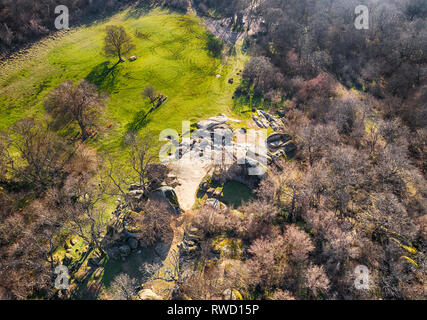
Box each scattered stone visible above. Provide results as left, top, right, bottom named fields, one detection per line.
left=184, top=239, right=195, bottom=247
left=205, top=198, right=220, bottom=210
left=129, top=56, right=138, bottom=61
left=127, top=190, right=144, bottom=199
left=254, top=109, right=283, bottom=131
left=259, top=117, right=270, bottom=128
left=129, top=183, right=143, bottom=191
left=228, top=78, right=234, bottom=84
left=282, top=141, right=297, bottom=158
left=187, top=245, right=198, bottom=252
left=266, top=133, right=292, bottom=152
left=267, top=133, right=297, bottom=159
left=196, top=114, right=241, bottom=131
left=199, top=181, right=209, bottom=192
left=252, top=115, right=266, bottom=128
left=70, top=238, right=78, bottom=245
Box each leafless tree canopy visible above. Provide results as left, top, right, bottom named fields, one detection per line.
left=104, top=25, right=135, bottom=64
left=45, top=80, right=105, bottom=141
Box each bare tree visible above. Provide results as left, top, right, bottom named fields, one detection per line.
left=297, top=123, right=339, bottom=166
left=142, top=86, right=158, bottom=107
left=139, top=86, right=168, bottom=124
left=379, top=119, right=408, bottom=148
left=2, top=118, right=71, bottom=191
left=108, top=273, right=138, bottom=300
left=125, top=131, right=159, bottom=195
left=45, top=80, right=105, bottom=141
left=362, top=192, right=418, bottom=244
left=302, top=264, right=330, bottom=298
left=62, top=178, right=108, bottom=256
left=104, top=25, right=135, bottom=65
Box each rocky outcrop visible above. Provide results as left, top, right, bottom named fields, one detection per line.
left=178, top=225, right=201, bottom=256
left=137, top=289, right=162, bottom=300
left=205, top=198, right=227, bottom=210
left=253, top=109, right=283, bottom=131
left=196, top=114, right=241, bottom=131
left=226, top=156, right=267, bottom=189
left=267, top=133, right=297, bottom=159
left=119, top=245, right=131, bottom=257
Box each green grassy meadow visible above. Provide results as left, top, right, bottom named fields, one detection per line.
left=0, top=8, right=248, bottom=160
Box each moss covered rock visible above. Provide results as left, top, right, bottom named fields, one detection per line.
left=212, top=237, right=244, bottom=259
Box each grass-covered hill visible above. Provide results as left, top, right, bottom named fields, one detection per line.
left=0, top=8, right=246, bottom=158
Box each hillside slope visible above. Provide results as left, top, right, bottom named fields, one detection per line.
left=0, top=8, right=246, bottom=157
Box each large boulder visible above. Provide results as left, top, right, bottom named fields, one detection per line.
left=137, top=289, right=162, bottom=300
left=205, top=198, right=227, bottom=210
left=152, top=186, right=181, bottom=214
left=266, top=133, right=297, bottom=159
left=127, top=189, right=144, bottom=201
left=128, top=238, right=138, bottom=250
left=128, top=183, right=144, bottom=191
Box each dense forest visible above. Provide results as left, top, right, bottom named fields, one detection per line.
left=0, top=0, right=425, bottom=300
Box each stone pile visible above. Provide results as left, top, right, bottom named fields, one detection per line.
left=252, top=109, right=284, bottom=131
left=266, top=133, right=297, bottom=160
left=105, top=229, right=141, bottom=261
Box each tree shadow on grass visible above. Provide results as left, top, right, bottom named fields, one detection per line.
left=86, top=61, right=121, bottom=93
left=125, top=107, right=153, bottom=134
